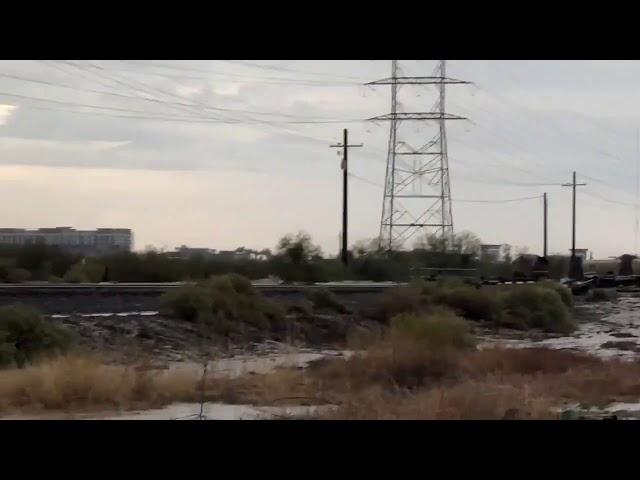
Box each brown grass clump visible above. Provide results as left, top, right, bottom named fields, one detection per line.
left=0, top=354, right=201, bottom=413
left=318, top=382, right=557, bottom=420
left=464, top=347, right=602, bottom=377
left=372, top=285, right=429, bottom=321
left=208, top=338, right=640, bottom=419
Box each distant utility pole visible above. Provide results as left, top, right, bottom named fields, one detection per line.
left=633, top=129, right=640, bottom=256
left=331, top=129, right=362, bottom=266
left=562, top=172, right=587, bottom=279
left=543, top=192, right=548, bottom=258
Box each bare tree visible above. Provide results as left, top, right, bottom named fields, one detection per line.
left=451, top=231, right=482, bottom=256
left=415, top=230, right=481, bottom=255
left=276, top=232, right=322, bottom=264
left=502, top=244, right=513, bottom=263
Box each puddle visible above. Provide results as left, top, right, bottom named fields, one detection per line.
left=50, top=311, right=159, bottom=319
left=558, top=402, right=640, bottom=420
left=169, top=349, right=352, bottom=379
left=0, top=403, right=333, bottom=420
left=107, top=403, right=332, bottom=420
left=479, top=296, right=640, bottom=359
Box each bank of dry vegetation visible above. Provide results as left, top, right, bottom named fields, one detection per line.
left=0, top=307, right=639, bottom=418
left=210, top=310, right=640, bottom=419
left=0, top=273, right=621, bottom=419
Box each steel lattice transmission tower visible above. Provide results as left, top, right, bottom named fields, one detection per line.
left=368, top=60, right=470, bottom=251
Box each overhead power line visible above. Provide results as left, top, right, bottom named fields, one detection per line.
left=219, top=60, right=370, bottom=81
left=104, top=60, right=361, bottom=86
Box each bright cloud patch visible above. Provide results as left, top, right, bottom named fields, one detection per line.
left=0, top=104, right=18, bottom=125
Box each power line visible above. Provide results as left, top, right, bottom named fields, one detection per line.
left=348, top=172, right=543, bottom=203
left=105, top=60, right=361, bottom=86
left=453, top=94, right=638, bottom=202
left=452, top=195, right=542, bottom=203
left=198, top=60, right=369, bottom=81
left=2, top=69, right=351, bottom=123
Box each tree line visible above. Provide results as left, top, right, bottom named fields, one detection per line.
left=0, top=231, right=566, bottom=283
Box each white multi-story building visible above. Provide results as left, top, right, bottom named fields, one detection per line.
left=0, top=227, right=133, bottom=254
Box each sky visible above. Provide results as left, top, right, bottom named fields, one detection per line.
left=0, top=59, right=638, bottom=259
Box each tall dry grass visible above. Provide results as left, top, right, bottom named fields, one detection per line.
left=319, top=383, right=557, bottom=420
left=0, top=354, right=202, bottom=413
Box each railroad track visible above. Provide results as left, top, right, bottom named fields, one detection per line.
left=0, top=282, right=403, bottom=295
left=0, top=279, right=557, bottom=296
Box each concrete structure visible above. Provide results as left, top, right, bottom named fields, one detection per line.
left=0, top=227, right=132, bottom=255
left=570, top=248, right=589, bottom=260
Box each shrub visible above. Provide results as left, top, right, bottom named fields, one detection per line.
left=160, top=274, right=285, bottom=334
left=6, top=268, right=31, bottom=283
left=286, top=299, right=314, bottom=317
left=305, top=288, right=349, bottom=313
left=435, top=287, right=501, bottom=322
left=0, top=305, right=72, bottom=368
left=372, top=285, right=429, bottom=321
left=47, top=275, right=64, bottom=283
left=501, top=286, right=576, bottom=334
left=159, top=284, right=211, bottom=322
left=389, top=309, right=476, bottom=351
left=64, top=262, right=106, bottom=283
left=0, top=330, right=15, bottom=366
left=537, top=281, right=573, bottom=307
left=63, top=265, right=89, bottom=283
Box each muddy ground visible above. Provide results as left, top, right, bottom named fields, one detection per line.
left=51, top=310, right=377, bottom=364
left=478, top=294, right=640, bottom=359
left=49, top=293, right=640, bottom=365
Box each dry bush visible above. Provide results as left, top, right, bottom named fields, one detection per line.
left=435, top=287, right=501, bottom=322
left=319, top=382, right=557, bottom=420
left=372, top=285, right=429, bottom=321
left=305, top=288, right=349, bottom=313
left=298, top=310, right=474, bottom=391
left=465, top=347, right=602, bottom=377
left=0, top=354, right=201, bottom=412
left=390, top=309, right=476, bottom=351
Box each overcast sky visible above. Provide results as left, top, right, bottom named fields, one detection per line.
left=0, top=60, right=638, bottom=259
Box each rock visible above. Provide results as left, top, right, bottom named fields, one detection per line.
left=600, top=341, right=639, bottom=351
left=611, top=332, right=637, bottom=338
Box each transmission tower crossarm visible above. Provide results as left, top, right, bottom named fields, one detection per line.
left=366, top=76, right=471, bottom=85
left=368, top=112, right=467, bottom=121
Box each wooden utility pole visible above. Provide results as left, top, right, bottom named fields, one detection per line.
left=331, top=129, right=362, bottom=265
left=543, top=192, right=548, bottom=258
left=562, top=172, right=587, bottom=279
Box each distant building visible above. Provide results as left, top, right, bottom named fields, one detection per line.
left=0, top=227, right=132, bottom=255
left=173, top=246, right=216, bottom=258
left=480, top=244, right=503, bottom=262
left=570, top=248, right=589, bottom=260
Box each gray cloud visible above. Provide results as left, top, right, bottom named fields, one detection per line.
left=0, top=60, right=638, bottom=257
